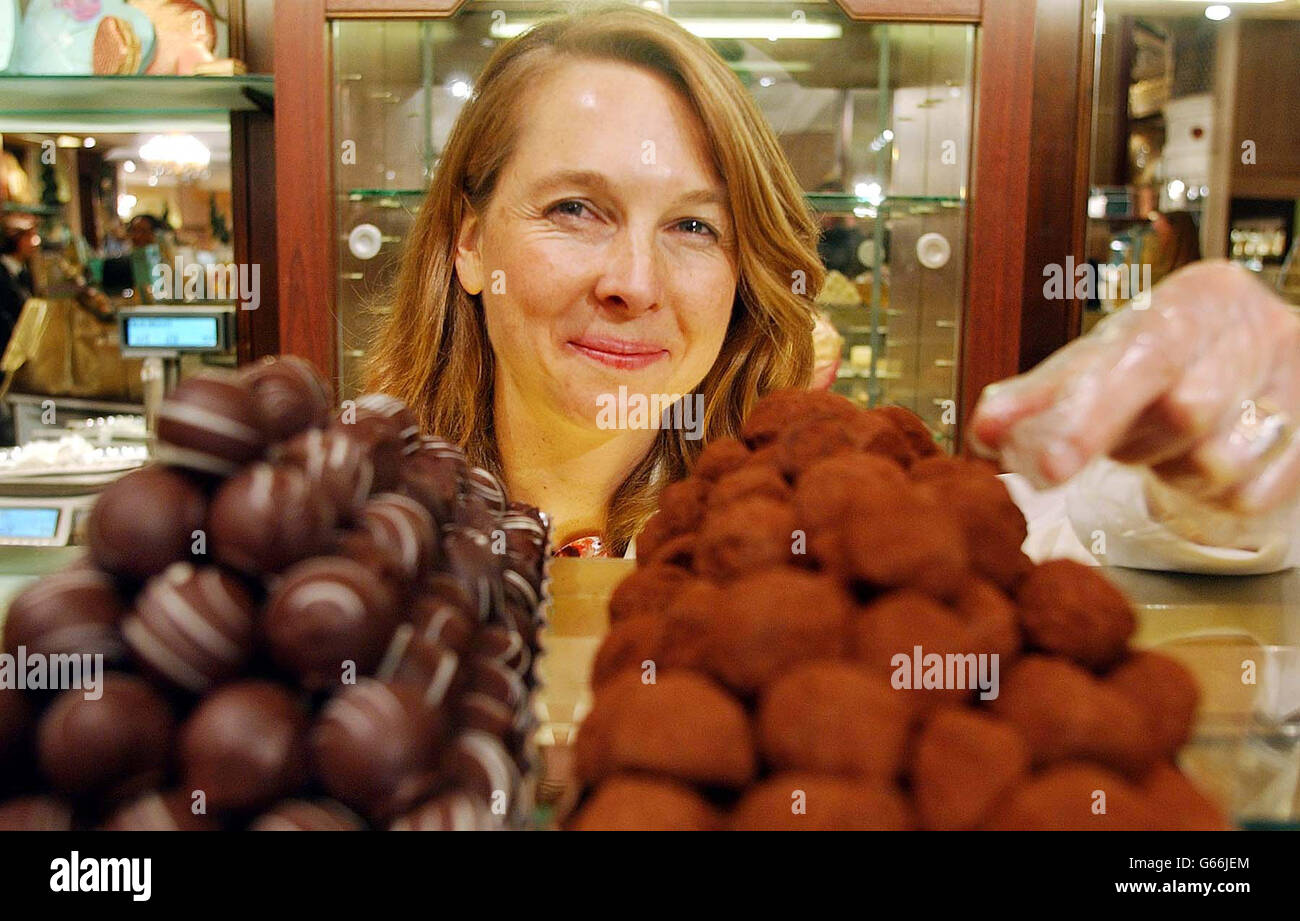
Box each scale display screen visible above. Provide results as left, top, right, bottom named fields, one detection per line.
left=0, top=507, right=60, bottom=539
left=123, top=315, right=220, bottom=350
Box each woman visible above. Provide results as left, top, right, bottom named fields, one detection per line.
left=370, top=5, right=1300, bottom=569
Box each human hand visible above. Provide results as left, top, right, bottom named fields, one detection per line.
left=969, top=260, right=1300, bottom=515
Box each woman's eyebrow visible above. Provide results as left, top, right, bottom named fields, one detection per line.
left=529, top=169, right=728, bottom=209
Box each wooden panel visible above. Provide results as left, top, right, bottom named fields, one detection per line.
left=273, top=0, right=336, bottom=389
left=1230, top=21, right=1300, bottom=199
left=1018, top=0, right=1092, bottom=372
left=327, top=0, right=463, bottom=16
left=232, top=111, right=280, bottom=363
left=959, top=0, right=1036, bottom=440
left=836, top=0, right=981, bottom=22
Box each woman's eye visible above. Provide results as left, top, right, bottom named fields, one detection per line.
left=676, top=218, right=717, bottom=239
left=551, top=200, right=589, bottom=219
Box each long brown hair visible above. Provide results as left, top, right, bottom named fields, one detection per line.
left=366, top=2, right=823, bottom=554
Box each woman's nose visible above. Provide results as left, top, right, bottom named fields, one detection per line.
left=593, top=227, right=661, bottom=317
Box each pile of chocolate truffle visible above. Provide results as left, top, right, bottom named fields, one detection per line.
left=0, top=357, right=547, bottom=831
left=569, top=389, right=1227, bottom=831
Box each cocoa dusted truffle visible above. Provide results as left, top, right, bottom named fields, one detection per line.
left=37, top=674, right=174, bottom=800
left=178, top=681, right=310, bottom=812
left=87, top=465, right=207, bottom=581
left=846, top=589, right=976, bottom=709
left=952, top=578, right=1022, bottom=663
left=100, top=790, right=220, bottom=831
left=910, top=708, right=1030, bottom=830
left=262, top=556, right=401, bottom=691
left=3, top=567, right=126, bottom=661
left=694, top=496, right=796, bottom=580
left=983, top=762, right=1158, bottom=831
left=828, top=490, right=969, bottom=601
left=155, top=370, right=266, bottom=475
left=311, top=678, right=442, bottom=822
left=574, top=669, right=756, bottom=788
left=1016, top=559, right=1135, bottom=670
left=656, top=477, right=710, bottom=536
left=876, top=405, right=942, bottom=460
left=608, top=563, right=693, bottom=624
left=740, top=389, right=858, bottom=449
left=757, top=660, right=915, bottom=778
left=705, top=464, right=792, bottom=511
left=988, top=655, right=1158, bottom=776
left=792, top=452, right=908, bottom=534
left=1106, top=651, right=1199, bottom=760
left=590, top=610, right=714, bottom=689
left=913, top=466, right=1032, bottom=591
left=275, top=428, right=374, bottom=521
left=570, top=775, right=722, bottom=831
left=1139, top=762, right=1229, bottom=831
left=699, top=567, right=849, bottom=694
left=242, top=355, right=332, bottom=444
left=250, top=798, right=365, bottom=831
left=692, top=436, right=750, bottom=481
left=208, top=463, right=337, bottom=575
left=730, top=773, right=913, bottom=831
left=122, top=563, right=257, bottom=694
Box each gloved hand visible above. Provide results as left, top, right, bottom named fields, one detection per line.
left=969, top=259, right=1300, bottom=516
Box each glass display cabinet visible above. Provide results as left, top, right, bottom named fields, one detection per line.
left=275, top=0, right=1095, bottom=449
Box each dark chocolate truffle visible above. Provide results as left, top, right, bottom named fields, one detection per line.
left=3, top=566, right=126, bottom=660
left=275, top=428, right=374, bottom=520
left=178, top=681, right=310, bottom=812
left=0, top=795, right=74, bottom=830
left=445, top=730, right=520, bottom=813
left=263, top=556, right=401, bottom=691
left=0, top=687, right=32, bottom=771
left=121, top=563, right=257, bottom=693
left=37, top=674, right=174, bottom=799
left=311, top=678, right=442, bottom=822
left=242, top=355, right=332, bottom=444
left=99, top=790, right=220, bottom=830
left=389, top=790, right=501, bottom=831
left=208, top=462, right=337, bottom=575
left=250, top=798, right=365, bottom=831
left=355, top=492, right=439, bottom=583
left=87, top=465, right=207, bottom=581
left=155, top=370, right=265, bottom=475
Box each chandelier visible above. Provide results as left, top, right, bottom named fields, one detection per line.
left=138, top=134, right=212, bottom=183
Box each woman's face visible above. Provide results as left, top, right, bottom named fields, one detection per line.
left=454, top=58, right=737, bottom=431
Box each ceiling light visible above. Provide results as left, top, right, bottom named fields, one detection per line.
left=1206, top=5, right=1232, bottom=21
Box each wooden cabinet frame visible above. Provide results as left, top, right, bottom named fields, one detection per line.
left=274, top=0, right=1096, bottom=437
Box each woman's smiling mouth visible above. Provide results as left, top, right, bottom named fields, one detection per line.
left=567, top=335, right=670, bottom=371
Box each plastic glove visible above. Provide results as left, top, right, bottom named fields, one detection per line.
left=969, top=259, right=1300, bottom=516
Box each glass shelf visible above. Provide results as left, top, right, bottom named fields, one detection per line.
left=344, top=187, right=965, bottom=217
left=0, top=75, right=273, bottom=131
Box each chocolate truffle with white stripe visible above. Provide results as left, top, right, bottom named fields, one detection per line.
left=37, top=674, right=175, bottom=800
left=178, top=681, right=311, bottom=812
left=87, top=465, right=207, bottom=581
left=376, top=624, right=463, bottom=704
left=100, top=790, right=220, bottom=830
left=276, top=428, right=375, bottom=521
left=155, top=370, right=266, bottom=476
left=208, top=463, right=337, bottom=574
left=262, top=556, right=401, bottom=691
left=311, top=678, right=443, bottom=822
left=121, top=563, right=257, bottom=694
left=441, top=527, right=502, bottom=623
left=354, top=493, right=440, bottom=582
left=390, top=790, right=501, bottom=831
left=3, top=566, right=127, bottom=661
left=445, top=730, right=520, bottom=811
left=243, top=355, right=332, bottom=444
left=332, top=394, right=418, bottom=492
left=249, top=798, right=365, bottom=831
left=400, top=439, right=466, bottom=524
